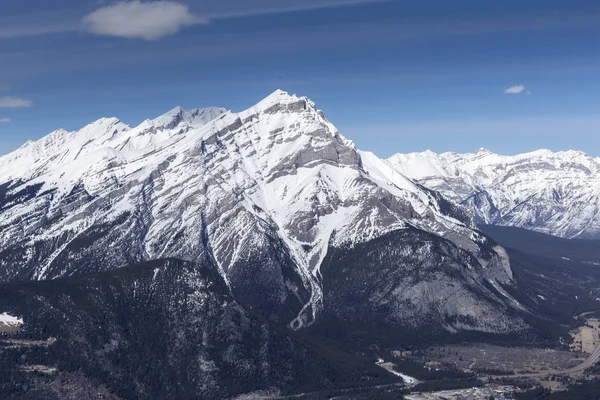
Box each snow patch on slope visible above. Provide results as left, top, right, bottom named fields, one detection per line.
left=0, top=312, right=23, bottom=327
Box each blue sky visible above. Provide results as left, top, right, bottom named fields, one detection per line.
left=1, top=0, right=599, bottom=157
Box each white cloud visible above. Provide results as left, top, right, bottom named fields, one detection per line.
left=0, top=97, right=32, bottom=108
left=0, top=117, right=10, bottom=123
left=504, top=84, right=526, bottom=94
left=82, top=1, right=206, bottom=40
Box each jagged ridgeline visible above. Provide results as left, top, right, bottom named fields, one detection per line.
left=0, top=90, right=553, bottom=397
left=388, top=149, right=600, bottom=239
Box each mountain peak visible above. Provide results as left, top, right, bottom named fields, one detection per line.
left=269, top=88, right=292, bottom=98
left=76, top=117, right=128, bottom=139
left=142, top=106, right=227, bottom=132
left=161, top=105, right=185, bottom=119
left=144, top=106, right=185, bottom=129
left=252, top=89, right=307, bottom=112
left=86, top=117, right=123, bottom=129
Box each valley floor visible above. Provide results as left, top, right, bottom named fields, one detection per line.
left=406, top=384, right=516, bottom=400
left=422, top=344, right=586, bottom=375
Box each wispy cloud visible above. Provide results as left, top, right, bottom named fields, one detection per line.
left=0, top=86, right=30, bottom=111
left=504, top=84, right=526, bottom=94
left=0, top=0, right=388, bottom=41
left=2, top=1, right=600, bottom=42
left=0, top=23, right=78, bottom=39
left=82, top=1, right=207, bottom=40
left=0, top=117, right=10, bottom=123
left=80, top=0, right=384, bottom=40
left=0, top=7, right=81, bottom=39
left=0, top=97, right=32, bottom=108
left=206, top=0, right=388, bottom=19
left=2, top=4, right=600, bottom=81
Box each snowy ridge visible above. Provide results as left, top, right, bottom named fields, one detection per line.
left=388, top=149, right=600, bottom=238
left=0, top=90, right=515, bottom=330
left=0, top=106, right=225, bottom=187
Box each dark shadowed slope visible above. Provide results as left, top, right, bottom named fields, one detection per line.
left=0, top=258, right=395, bottom=400
left=481, top=225, right=600, bottom=263
left=481, top=225, right=600, bottom=342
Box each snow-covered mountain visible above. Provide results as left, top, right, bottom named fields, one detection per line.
left=0, top=90, right=520, bottom=334
left=388, top=149, right=600, bottom=239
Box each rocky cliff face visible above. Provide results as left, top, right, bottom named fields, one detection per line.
left=0, top=90, right=519, bottom=335
left=388, top=149, right=600, bottom=239
left=316, top=227, right=524, bottom=350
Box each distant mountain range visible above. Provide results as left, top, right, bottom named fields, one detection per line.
left=388, top=148, right=600, bottom=239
